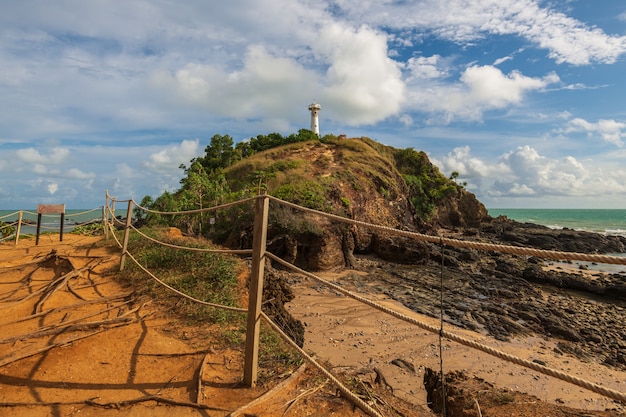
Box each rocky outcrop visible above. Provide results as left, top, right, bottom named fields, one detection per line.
left=434, top=188, right=491, bottom=228
left=481, top=216, right=626, bottom=253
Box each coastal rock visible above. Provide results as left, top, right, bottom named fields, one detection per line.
left=481, top=216, right=626, bottom=253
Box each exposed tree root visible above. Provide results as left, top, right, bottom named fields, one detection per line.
left=0, top=396, right=232, bottom=412
left=85, top=395, right=232, bottom=411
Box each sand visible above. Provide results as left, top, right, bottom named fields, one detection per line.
left=286, top=271, right=626, bottom=413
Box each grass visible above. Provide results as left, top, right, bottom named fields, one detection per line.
left=121, top=227, right=243, bottom=323
left=110, top=227, right=302, bottom=379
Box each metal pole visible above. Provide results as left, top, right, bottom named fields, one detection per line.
left=243, top=194, right=269, bottom=387
left=119, top=200, right=134, bottom=271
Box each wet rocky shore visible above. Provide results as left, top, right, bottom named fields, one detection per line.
left=333, top=217, right=626, bottom=370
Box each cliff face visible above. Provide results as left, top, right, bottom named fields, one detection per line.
left=222, top=136, right=489, bottom=270
left=433, top=189, right=490, bottom=229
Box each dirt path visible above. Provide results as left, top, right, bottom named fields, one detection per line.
left=0, top=234, right=367, bottom=417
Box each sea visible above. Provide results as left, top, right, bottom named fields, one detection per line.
left=487, top=208, right=626, bottom=237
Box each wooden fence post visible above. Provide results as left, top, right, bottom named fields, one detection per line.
left=15, top=211, right=23, bottom=246
left=104, top=190, right=111, bottom=240
left=119, top=200, right=134, bottom=271
left=101, top=205, right=107, bottom=239
left=243, top=194, right=269, bottom=387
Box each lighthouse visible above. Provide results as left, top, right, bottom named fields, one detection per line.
left=308, top=101, right=321, bottom=135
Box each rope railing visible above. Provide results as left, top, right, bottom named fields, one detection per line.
left=0, top=207, right=104, bottom=245
left=259, top=311, right=384, bottom=417
left=0, top=211, right=21, bottom=220
left=270, top=196, right=626, bottom=266
left=133, top=196, right=256, bottom=216
left=266, top=252, right=626, bottom=404
left=103, top=193, right=626, bottom=410
left=127, top=223, right=253, bottom=255
left=104, top=216, right=247, bottom=314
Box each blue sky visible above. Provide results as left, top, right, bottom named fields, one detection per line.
left=1, top=0, right=626, bottom=210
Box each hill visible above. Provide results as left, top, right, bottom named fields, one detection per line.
left=215, top=135, right=489, bottom=270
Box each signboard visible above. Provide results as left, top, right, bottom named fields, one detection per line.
left=37, top=204, right=66, bottom=214
left=36, top=204, right=66, bottom=245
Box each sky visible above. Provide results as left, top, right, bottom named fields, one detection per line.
left=1, top=1, right=626, bottom=210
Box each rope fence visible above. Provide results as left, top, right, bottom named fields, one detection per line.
left=100, top=192, right=626, bottom=414
left=1, top=207, right=104, bottom=245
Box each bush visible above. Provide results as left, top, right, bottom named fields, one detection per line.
left=0, top=221, right=15, bottom=238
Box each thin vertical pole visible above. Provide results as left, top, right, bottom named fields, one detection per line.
left=101, top=205, right=107, bottom=238
left=119, top=200, right=134, bottom=271
left=59, top=213, right=65, bottom=242
left=35, top=213, right=42, bottom=245
left=15, top=211, right=23, bottom=246
left=243, top=194, right=269, bottom=387
left=104, top=191, right=111, bottom=240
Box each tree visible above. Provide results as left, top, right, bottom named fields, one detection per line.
left=134, top=195, right=154, bottom=223
left=179, top=161, right=212, bottom=235
left=197, top=134, right=238, bottom=172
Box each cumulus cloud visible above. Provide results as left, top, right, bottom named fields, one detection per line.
left=317, top=24, right=405, bottom=125
left=565, top=118, right=626, bottom=147
left=406, top=55, right=448, bottom=80
left=152, top=45, right=319, bottom=124
left=144, top=139, right=201, bottom=174
left=408, top=65, right=559, bottom=122
left=66, top=168, right=95, bottom=179
left=438, top=145, right=626, bottom=200
left=440, top=146, right=509, bottom=178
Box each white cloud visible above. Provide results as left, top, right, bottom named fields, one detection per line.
left=408, top=65, right=559, bottom=123
left=33, top=164, right=48, bottom=175
left=316, top=23, right=405, bottom=125
left=331, top=0, right=626, bottom=65
left=406, top=55, right=448, bottom=80
left=508, top=183, right=535, bottom=195
left=66, top=168, right=95, bottom=180
left=440, top=146, right=509, bottom=178
left=16, top=147, right=70, bottom=164
left=47, top=183, right=58, bottom=194
left=437, top=145, right=626, bottom=200
left=151, top=44, right=319, bottom=126
left=144, top=139, right=201, bottom=174
left=565, top=118, right=626, bottom=147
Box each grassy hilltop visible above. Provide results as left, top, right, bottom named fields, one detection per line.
left=140, top=131, right=489, bottom=251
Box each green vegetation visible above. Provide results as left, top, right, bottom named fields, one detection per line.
left=393, top=147, right=460, bottom=219
left=70, top=222, right=103, bottom=235
left=122, top=227, right=243, bottom=323
left=0, top=221, right=15, bottom=238
left=272, top=180, right=330, bottom=212
left=136, top=130, right=463, bottom=238
left=111, top=228, right=301, bottom=380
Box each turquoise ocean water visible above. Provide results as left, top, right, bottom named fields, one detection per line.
left=487, top=208, right=626, bottom=237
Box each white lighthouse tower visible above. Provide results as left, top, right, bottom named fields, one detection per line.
left=308, top=101, right=321, bottom=135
